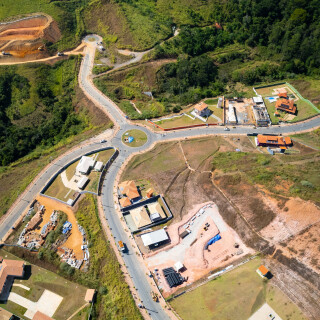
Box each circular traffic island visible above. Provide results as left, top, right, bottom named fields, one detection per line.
left=122, top=129, right=148, bottom=148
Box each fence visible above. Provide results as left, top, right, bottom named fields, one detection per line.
left=122, top=195, right=173, bottom=234
left=147, top=119, right=219, bottom=131
left=40, top=147, right=117, bottom=206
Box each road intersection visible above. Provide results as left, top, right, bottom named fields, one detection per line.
left=1, top=34, right=319, bottom=320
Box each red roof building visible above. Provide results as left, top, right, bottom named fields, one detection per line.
left=275, top=93, right=296, bottom=114
left=0, top=258, right=25, bottom=294
left=257, top=135, right=292, bottom=149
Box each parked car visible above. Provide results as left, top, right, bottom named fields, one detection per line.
left=100, top=139, right=107, bottom=143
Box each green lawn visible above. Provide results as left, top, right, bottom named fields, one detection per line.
left=0, top=249, right=88, bottom=320
left=45, top=175, right=74, bottom=202
left=255, top=83, right=319, bottom=124
left=290, top=129, right=320, bottom=150
left=122, top=129, right=147, bottom=147
left=45, top=149, right=115, bottom=198
left=154, top=109, right=222, bottom=130
left=170, top=257, right=306, bottom=320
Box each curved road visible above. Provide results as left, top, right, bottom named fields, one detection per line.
left=1, top=34, right=320, bottom=320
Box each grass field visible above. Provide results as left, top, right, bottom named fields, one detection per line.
left=153, top=105, right=223, bottom=129
left=122, top=129, right=147, bottom=147
left=170, top=257, right=306, bottom=320
left=255, top=83, right=319, bottom=124
left=290, top=129, right=320, bottom=150
left=0, top=249, right=88, bottom=320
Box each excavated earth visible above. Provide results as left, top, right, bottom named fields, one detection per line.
left=0, top=14, right=61, bottom=60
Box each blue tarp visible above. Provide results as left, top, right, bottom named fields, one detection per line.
left=207, top=234, right=221, bottom=246
left=128, top=136, right=134, bottom=143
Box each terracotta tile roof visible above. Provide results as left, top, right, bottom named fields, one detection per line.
left=257, top=135, right=292, bottom=147
left=194, top=102, right=208, bottom=112
left=32, top=311, right=53, bottom=320
left=85, top=289, right=96, bottom=303
left=119, top=197, right=131, bottom=208
left=0, top=259, right=25, bottom=294
left=118, top=180, right=140, bottom=200
left=258, top=265, right=269, bottom=275
left=275, top=96, right=296, bottom=114
left=146, top=188, right=154, bottom=198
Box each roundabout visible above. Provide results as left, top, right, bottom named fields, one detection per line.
left=121, top=129, right=148, bottom=148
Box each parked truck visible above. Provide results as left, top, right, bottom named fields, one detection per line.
left=118, top=240, right=126, bottom=252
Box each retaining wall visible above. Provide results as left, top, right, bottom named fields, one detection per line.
left=40, top=147, right=117, bottom=206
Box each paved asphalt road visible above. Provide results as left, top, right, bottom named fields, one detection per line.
left=1, top=34, right=319, bottom=320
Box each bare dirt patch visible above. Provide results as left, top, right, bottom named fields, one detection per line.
left=0, top=14, right=60, bottom=59
left=143, top=202, right=253, bottom=297
left=36, top=195, right=83, bottom=259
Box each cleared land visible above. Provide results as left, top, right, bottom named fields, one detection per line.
left=0, top=249, right=88, bottom=320
left=255, top=83, right=319, bottom=123
left=121, top=135, right=320, bottom=318
left=0, top=14, right=61, bottom=59
left=170, top=257, right=306, bottom=320
left=122, top=129, right=147, bottom=147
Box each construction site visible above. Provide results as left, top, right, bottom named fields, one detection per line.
left=11, top=196, right=89, bottom=271
left=0, top=14, right=61, bottom=60
left=140, top=202, right=253, bottom=296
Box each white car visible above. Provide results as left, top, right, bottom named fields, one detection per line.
left=100, top=139, right=107, bottom=143
left=224, top=127, right=230, bottom=131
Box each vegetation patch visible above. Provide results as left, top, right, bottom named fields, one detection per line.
left=170, top=258, right=306, bottom=320
left=122, top=129, right=147, bottom=148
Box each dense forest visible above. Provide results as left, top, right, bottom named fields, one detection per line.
left=0, top=58, right=90, bottom=166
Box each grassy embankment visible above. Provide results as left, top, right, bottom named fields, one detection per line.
left=170, top=257, right=307, bottom=320
left=74, top=195, right=142, bottom=320
left=0, top=59, right=111, bottom=217
left=212, top=141, right=320, bottom=204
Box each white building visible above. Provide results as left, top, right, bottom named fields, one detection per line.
left=76, top=156, right=96, bottom=175
left=94, top=161, right=104, bottom=172
left=228, top=105, right=237, bottom=124
left=141, top=229, right=169, bottom=247
left=77, top=176, right=89, bottom=190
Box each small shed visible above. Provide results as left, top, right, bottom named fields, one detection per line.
left=146, top=188, right=154, bottom=198
left=77, top=176, right=89, bottom=190
left=174, top=261, right=184, bottom=272
left=85, top=289, right=96, bottom=303
left=256, top=265, right=269, bottom=278
left=94, top=161, right=103, bottom=172
left=141, top=229, right=169, bottom=247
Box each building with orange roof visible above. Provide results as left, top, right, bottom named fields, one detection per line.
left=118, top=180, right=140, bottom=201
left=256, top=265, right=269, bottom=278
left=0, top=258, right=25, bottom=295
left=275, top=93, right=296, bottom=114
left=193, top=102, right=210, bottom=117
left=119, top=197, right=131, bottom=208
left=146, top=188, right=154, bottom=198
left=256, top=135, right=292, bottom=149
left=32, top=311, right=53, bottom=320
left=85, top=289, right=96, bottom=303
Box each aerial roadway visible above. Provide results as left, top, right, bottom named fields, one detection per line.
left=1, top=34, right=320, bottom=320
